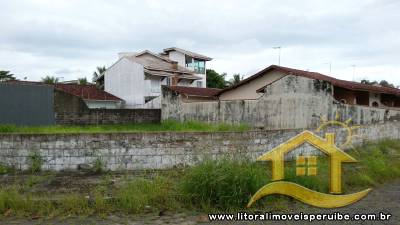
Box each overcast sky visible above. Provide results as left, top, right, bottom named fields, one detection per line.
left=1, top=0, right=399, bottom=84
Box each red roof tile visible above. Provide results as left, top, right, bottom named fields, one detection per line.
left=217, top=65, right=400, bottom=96
left=4, top=80, right=122, bottom=101
left=54, top=84, right=122, bottom=101
left=164, top=85, right=221, bottom=97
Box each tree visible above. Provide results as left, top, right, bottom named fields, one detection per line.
left=41, top=76, right=59, bottom=84
left=360, top=79, right=396, bottom=88
left=93, top=66, right=106, bottom=89
left=0, top=70, right=16, bottom=82
left=360, top=79, right=377, bottom=85
left=206, top=69, right=228, bottom=88
left=379, top=80, right=395, bottom=88
left=229, top=74, right=243, bottom=86
left=78, top=77, right=88, bottom=85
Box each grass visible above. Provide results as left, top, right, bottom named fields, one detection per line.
left=116, top=176, right=177, bottom=213
left=0, top=120, right=249, bottom=134
left=179, top=159, right=269, bottom=210
left=92, top=158, right=106, bottom=174
left=0, top=139, right=399, bottom=218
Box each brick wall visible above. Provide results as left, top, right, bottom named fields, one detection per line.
left=0, top=122, right=398, bottom=171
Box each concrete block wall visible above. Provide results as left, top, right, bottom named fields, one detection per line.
left=0, top=122, right=399, bottom=171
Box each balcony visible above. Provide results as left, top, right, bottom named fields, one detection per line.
left=185, top=58, right=205, bottom=74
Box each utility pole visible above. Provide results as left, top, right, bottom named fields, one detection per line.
left=351, top=65, right=356, bottom=81
left=324, top=62, right=332, bottom=75
left=273, top=46, right=281, bottom=66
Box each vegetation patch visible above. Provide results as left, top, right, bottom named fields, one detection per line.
left=0, top=120, right=249, bottom=134
left=27, top=152, right=43, bottom=174
left=92, top=158, right=106, bottom=174
left=180, top=159, right=269, bottom=210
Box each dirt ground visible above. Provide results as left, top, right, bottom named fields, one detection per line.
left=1, top=177, right=399, bottom=225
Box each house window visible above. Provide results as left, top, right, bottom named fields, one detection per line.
left=196, top=81, right=202, bottom=88
left=186, top=57, right=205, bottom=74
left=193, top=60, right=205, bottom=74
left=151, top=79, right=160, bottom=93
left=296, top=156, right=317, bottom=176
left=372, top=101, right=379, bottom=107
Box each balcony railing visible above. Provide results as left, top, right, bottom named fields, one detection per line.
left=193, top=66, right=205, bottom=74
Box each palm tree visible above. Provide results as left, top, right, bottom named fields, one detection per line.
left=0, top=70, right=16, bottom=82
left=92, top=66, right=106, bottom=89
left=41, top=76, right=59, bottom=84
left=92, top=66, right=106, bottom=82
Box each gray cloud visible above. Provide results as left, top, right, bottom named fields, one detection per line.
left=1, top=0, right=400, bottom=84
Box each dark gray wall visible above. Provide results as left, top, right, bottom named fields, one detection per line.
left=0, top=83, right=160, bottom=126
left=0, top=83, right=55, bottom=125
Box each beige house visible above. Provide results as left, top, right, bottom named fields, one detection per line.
left=218, top=65, right=400, bottom=108
left=218, top=67, right=286, bottom=100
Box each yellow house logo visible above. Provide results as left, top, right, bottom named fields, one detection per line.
left=247, top=130, right=372, bottom=208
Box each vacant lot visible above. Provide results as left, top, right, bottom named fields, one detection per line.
left=0, top=139, right=399, bottom=224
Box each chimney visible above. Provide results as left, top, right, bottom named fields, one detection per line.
left=171, top=61, right=178, bottom=70
left=118, top=52, right=137, bottom=59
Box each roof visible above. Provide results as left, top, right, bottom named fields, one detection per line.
left=218, top=65, right=400, bottom=96
left=162, top=47, right=212, bottom=61
left=164, top=85, right=221, bottom=97
left=54, top=84, right=122, bottom=101
left=5, top=80, right=122, bottom=101
left=256, top=65, right=400, bottom=96
left=99, top=50, right=202, bottom=81
left=127, top=50, right=201, bottom=79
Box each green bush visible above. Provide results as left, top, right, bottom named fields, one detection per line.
left=348, top=139, right=400, bottom=185
left=0, top=187, right=25, bottom=213
left=180, top=159, right=269, bottom=209
left=27, top=152, right=43, bottom=173
left=92, top=157, right=106, bottom=174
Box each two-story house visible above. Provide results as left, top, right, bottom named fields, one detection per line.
left=160, top=47, right=212, bottom=88
left=104, top=48, right=212, bottom=108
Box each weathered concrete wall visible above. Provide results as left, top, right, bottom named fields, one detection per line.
left=54, top=89, right=89, bottom=113
left=55, top=109, right=161, bottom=125
left=0, top=122, right=398, bottom=171
left=162, top=75, right=400, bottom=130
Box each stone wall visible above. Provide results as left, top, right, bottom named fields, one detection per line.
left=161, top=76, right=400, bottom=130
left=0, top=122, right=398, bottom=171
left=55, top=109, right=161, bottom=125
